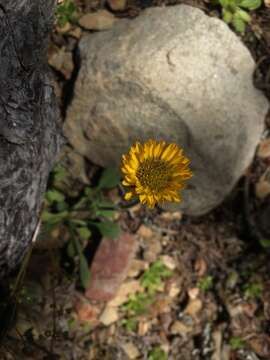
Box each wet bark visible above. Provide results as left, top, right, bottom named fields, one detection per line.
left=0, top=0, right=63, bottom=277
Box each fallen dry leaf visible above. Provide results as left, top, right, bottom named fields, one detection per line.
left=255, top=174, right=270, bottom=200
left=167, top=280, right=182, bottom=298
left=137, top=224, right=154, bottom=238
left=159, top=211, right=182, bottom=221
left=107, top=280, right=142, bottom=307
left=128, top=259, right=148, bottom=278
left=74, top=298, right=102, bottom=325
left=99, top=306, right=119, bottom=326
left=249, top=335, right=270, bottom=358
left=170, top=320, right=192, bottom=335
left=257, top=138, right=270, bottom=159
left=188, top=287, right=200, bottom=300
left=143, top=236, right=162, bottom=262
left=138, top=319, right=150, bottom=336
left=121, top=342, right=140, bottom=359
left=68, top=26, right=82, bottom=39
left=194, top=257, right=207, bottom=276
left=185, top=298, right=203, bottom=317
left=160, top=255, right=176, bottom=270
left=150, top=297, right=172, bottom=317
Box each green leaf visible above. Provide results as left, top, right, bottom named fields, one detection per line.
left=42, top=210, right=69, bottom=225
left=229, top=337, right=245, bottom=350
left=71, top=236, right=91, bottom=289
left=69, top=219, right=88, bottom=227
left=53, top=164, right=67, bottom=182
left=84, top=187, right=93, bottom=197
left=46, top=190, right=65, bottom=204
left=140, top=260, right=172, bottom=293
left=79, top=253, right=91, bottom=289
left=98, top=200, right=116, bottom=208
left=56, top=0, right=77, bottom=27
left=95, top=209, right=115, bottom=219
left=238, top=0, right=261, bottom=9
left=56, top=200, right=69, bottom=212
left=219, top=0, right=230, bottom=7
left=98, top=167, right=121, bottom=189
left=236, top=8, right=251, bottom=22
left=148, top=347, right=168, bottom=360
left=73, top=196, right=87, bottom=210
left=260, top=238, right=270, bottom=248
left=94, top=221, right=121, bottom=239
left=222, top=9, right=233, bottom=23
left=77, top=227, right=92, bottom=240
left=67, top=240, right=76, bottom=258
left=232, top=14, right=246, bottom=33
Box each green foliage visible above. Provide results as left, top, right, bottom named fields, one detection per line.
left=56, top=0, right=77, bottom=27
left=97, top=167, right=121, bottom=190
left=94, top=220, right=121, bottom=240
left=243, top=282, right=263, bottom=300
left=215, top=0, right=261, bottom=33
left=122, top=260, right=173, bottom=322
left=197, top=276, right=214, bottom=292
left=229, top=336, right=246, bottom=350
left=121, top=318, right=138, bottom=332
left=122, top=292, right=154, bottom=316
left=42, top=165, right=121, bottom=288
left=148, top=347, right=168, bottom=360
left=141, top=260, right=172, bottom=294
left=259, top=238, right=270, bottom=248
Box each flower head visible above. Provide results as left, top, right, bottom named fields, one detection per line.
left=121, top=139, right=193, bottom=208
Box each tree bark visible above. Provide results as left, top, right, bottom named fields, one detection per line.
left=0, top=0, right=62, bottom=277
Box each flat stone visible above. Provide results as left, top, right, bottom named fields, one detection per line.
left=79, top=10, right=117, bottom=31
left=85, top=232, right=138, bottom=301
left=64, top=5, right=269, bottom=215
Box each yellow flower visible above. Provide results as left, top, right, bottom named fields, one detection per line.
left=121, top=139, right=193, bottom=208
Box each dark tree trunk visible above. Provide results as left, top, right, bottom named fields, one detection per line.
left=0, top=0, right=63, bottom=277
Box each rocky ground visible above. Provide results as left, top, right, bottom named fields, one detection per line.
left=1, top=0, right=270, bottom=359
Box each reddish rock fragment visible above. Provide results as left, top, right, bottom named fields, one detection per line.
left=85, top=232, right=138, bottom=301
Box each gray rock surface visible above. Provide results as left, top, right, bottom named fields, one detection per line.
left=64, top=5, right=269, bottom=215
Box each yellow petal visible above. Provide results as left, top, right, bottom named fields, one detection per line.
left=124, top=192, right=134, bottom=201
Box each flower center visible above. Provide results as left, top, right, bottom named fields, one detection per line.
left=136, top=158, right=172, bottom=191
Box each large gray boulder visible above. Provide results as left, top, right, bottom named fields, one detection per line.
left=64, top=5, right=269, bottom=215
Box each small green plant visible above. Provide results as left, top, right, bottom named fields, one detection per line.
left=229, top=336, right=246, bottom=350
left=140, top=260, right=172, bottom=294
left=42, top=166, right=121, bottom=289
left=56, top=0, right=77, bottom=27
left=198, top=275, right=214, bottom=292
left=122, top=293, right=154, bottom=316
left=148, top=346, right=168, bottom=360
left=243, top=282, right=263, bottom=300
left=214, top=0, right=261, bottom=33
left=121, top=318, right=138, bottom=332
left=122, top=260, right=173, bottom=323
